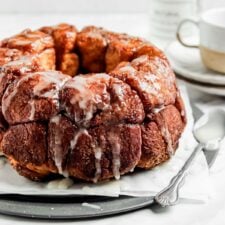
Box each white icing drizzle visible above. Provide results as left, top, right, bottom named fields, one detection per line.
left=58, top=178, right=74, bottom=189
left=140, top=72, right=162, bottom=98
left=93, top=146, right=102, bottom=183
left=181, top=110, right=185, bottom=117
left=119, top=60, right=174, bottom=156
left=70, top=129, right=90, bottom=150
left=154, top=83, right=161, bottom=90
left=50, top=115, right=64, bottom=175
left=108, top=132, right=121, bottom=180
left=2, top=71, right=69, bottom=120
left=139, top=81, right=158, bottom=95
left=156, top=58, right=175, bottom=89
left=144, top=73, right=158, bottom=82
left=46, top=178, right=73, bottom=190
left=112, top=83, right=124, bottom=102
left=3, top=56, right=34, bottom=73
left=2, top=73, right=34, bottom=117
left=86, top=31, right=107, bottom=46
left=118, top=64, right=163, bottom=104
left=64, top=74, right=110, bottom=124
left=46, top=180, right=59, bottom=189
left=28, top=100, right=35, bottom=121
left=119, top=65, right=136, bottom=76
left=51, top=114, right=60, bottom=124
left=0, top=73, right=4, bottom=87
left=152, top=105, right=165, bottom=114
left=161, top=125, right=174, bottom=156
left=33, top=71, right=69, bottom=99
left=13, top=39, right=32, bottom=46
left=66, top=31, right=76, bottom=39
left=131, top=55, right=148, bottom=65
left=66, top=76, right=95, bottom=123
left=145, top=74, right=161, bottom=93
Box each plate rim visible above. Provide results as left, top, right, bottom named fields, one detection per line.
left=0, top=195, right=155, bottom=219
left=177, top=75, right=225, bottom=97
left=166, top=40, right=225, bottom=86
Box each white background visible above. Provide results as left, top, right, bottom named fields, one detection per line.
left=0, top=0, right=224, bottom=13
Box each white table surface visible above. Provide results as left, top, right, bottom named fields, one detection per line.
left=0, top=13, right=225, bottom=225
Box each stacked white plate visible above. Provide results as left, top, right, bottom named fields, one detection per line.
left=166, top=40, right=225, bottom=97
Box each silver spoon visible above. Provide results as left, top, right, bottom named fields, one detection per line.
left=154, top=108, right=225, bottom=207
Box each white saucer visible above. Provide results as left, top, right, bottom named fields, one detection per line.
left=177, top=76, right=225, bottom=97
left=166, top=40, right=225, bottom=86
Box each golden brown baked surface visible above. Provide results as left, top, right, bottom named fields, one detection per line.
left=0, top=24, right=186, bottom=183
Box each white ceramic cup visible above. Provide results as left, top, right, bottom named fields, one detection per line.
left=177, top=8, right=225, bottom=74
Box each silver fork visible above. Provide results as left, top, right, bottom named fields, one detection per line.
left=154, top=106, right=225, bottom=207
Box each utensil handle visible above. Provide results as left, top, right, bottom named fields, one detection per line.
left=154, top=143, right=204, bottom=207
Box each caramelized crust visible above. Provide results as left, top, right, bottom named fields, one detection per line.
left=59, top=53, right=79, bottom=76
left=139, top=121, right=168, bottom=169
left=40, top=23, right=77, bottom=54
left=11, top=160, right=50, bottom=181
left=52, top=23, right=77, bottom=54
left=105, top=34, right=144, bottom=72
left=67, top=124, right=142, bottom=182
left=0, top=48, right=22, bottom=66
left=1, top=122, right=48, bottom=166
left=138, top=105, right=185, bottom=168
left=0, top=24, right=186, bottom=182
left=60, top=73, right=145, bottom=128
left=76, top=26, right=107, bottom=73
left=130, top=55, right=177, bottom=109
left=2, top=71, right=70, bottom=124
left=1, top=29, right=56, bottom=71
left=40, top=23, right=78, bottom=76
left=134, top=43, right=166, bottom=60
left=1, top=123, right=53, bottom=181
left=0, top=56, right=43, bottom=103
left=37, top=48, right=56, bottom=70
left=0, top=108, right=7, bottom=145
left=110, top=55, right=176, bottom=111
left=1, top=29, right=54, bottom=53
